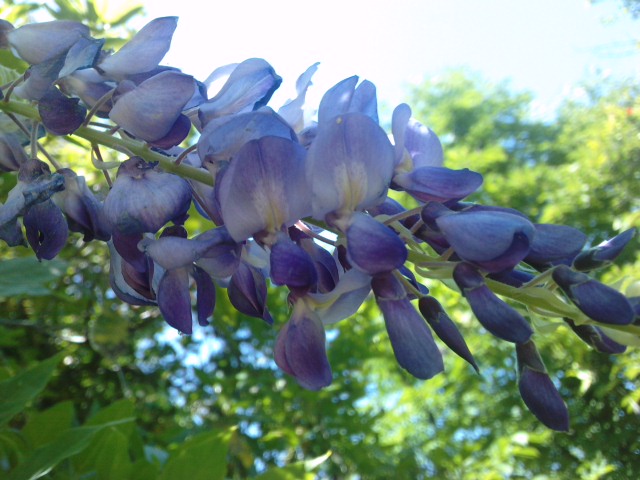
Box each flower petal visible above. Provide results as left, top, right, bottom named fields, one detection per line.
left=217, top=136, right=310, bottom=242
left=345, top=212, right=407, bottom=275
left=552, top=265, right=634, bottom=325
left=98, top=17, right=178, bottom=78
left=198, top=58, right=282, bottom=122
left=419, top=296, right=479, bottom=372
left=453, top=262, right=533, bottom=344
left=393, top=166, right=483, bottom=203
left=516, top=340, right=569, bottom=432
left=158, top=267, right=193, bottom=334
left=373, top=274, right=444, bottom=380
left=109, top=71, right=196, bottom=143
left=306, top=113, right=395, bottom=219
left=437, top=210, right=535, bottom=273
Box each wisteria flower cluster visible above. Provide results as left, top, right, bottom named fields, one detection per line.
left=1, top=17, right=638, bottom=432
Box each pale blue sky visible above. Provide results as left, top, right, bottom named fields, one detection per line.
left=137, top=0, right=638, bottom=117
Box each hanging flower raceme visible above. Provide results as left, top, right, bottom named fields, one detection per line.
left=2, top=16, right=639, bottom=433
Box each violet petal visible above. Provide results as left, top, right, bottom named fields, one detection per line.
left=552, top=265, right=634, bottom=325
left=345, top=212, right=407, bottom=275
left=193, top=265, right=215, bottom=327
left=158, top=267, right=193, bottom=334
left=454, top=262, right=533, bottom=344
left=419, top=296, right=479, bottom=372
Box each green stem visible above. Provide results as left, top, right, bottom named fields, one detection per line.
left=0, top=98, right=213, bottom=186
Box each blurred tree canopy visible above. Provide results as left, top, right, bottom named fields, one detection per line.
left=1, top=1, right=639, bottom=479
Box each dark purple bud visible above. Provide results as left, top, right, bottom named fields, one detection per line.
left=437, top=210, right=535, bottom=273
left=23, top=200, right=68, bottom=260
left=274, top=300, right=332, bottom=390
left=563, top=318, right=626, bottom=354
left=516, top=340, right=570, bottom=432
left=573, top=228, right=636, bottom=272
left=488, top=269, right=535, bottom=288
left=103, top=157, right=192, bottom=235
left=158, top=267, right=193, bottom=334
left=525, top=224, right=587, bottom=267
left=453, top=262, right=533, bottom=344
left=552, top=264, right=634, bottom=325
left=98, top=17, right=178, bottom=79
left=393, top=166, right=483, bottom=203
left=345, top=212, right=407, bottom=275
left=270, top=238, right=318, bottom=296
left=192, top=265, right=215, bottom=327
left=228, top=262, right=273, bottom=324
left=199, top=58, right=282, bottom=122
left=292, top=229, right=340, bottom=293
left=419, top=296, right=479, bottom=372
left=52, top=168, right=110, bottom=241
left=372, top=273, right=444, bottom=379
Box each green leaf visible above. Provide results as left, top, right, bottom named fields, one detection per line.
left=22, top=401, right=75, bottom=449
left=158, top=428, right=235, bottom=480
left=0, top=354, right=63, bottom=425
left=255, top=452, right=331, bottom=480
left=72, top=399, right=137, bottom=474
left=7, top=420, right=131, bottom=480
left=0, top=258, right=66, bottom=298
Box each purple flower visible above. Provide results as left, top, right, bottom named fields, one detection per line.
left=216, top=136, right=310, bottom=244
left=52, top=168, right=110, bottom=241
left=306, top=112, right=395, bottom=221
left=5, top=20, right=90, bottom=65
left=197, top=108, right=296, bottom=164
left=139, top=230, right=216, bottom=334
left=453, top=262, right=533, bottom=344
left=198, top=58, right=282, bottom=123
left=344, top=212, right=407, bottom=275
left=419, top=296, right=479, bottom=372
left=437, top=210, right=536, bottom=273
left=317, top=76, right=378, bottom=125
left=563, top=318, right=626, bottom=354
left=573, top=228, right=636, bottom=271
left=274, top=299, right=332, bottom=390
left=228, top=262, right=273, bottom=324
left=97, top=17, right=178, bottom=79
left=103, top=157, right=192, bottom=235
left=516, top=340, right=569, bottom=432
left=372, top=273, right=444, bottom=380
left=109, top=71, right=196, bottom=147
left=552, top=264, right=634, bottom=325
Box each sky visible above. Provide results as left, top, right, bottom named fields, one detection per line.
left=132, top=0, right=639, bottom=120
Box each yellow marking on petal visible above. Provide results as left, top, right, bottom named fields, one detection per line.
left=334, top=161, right=367, bottom=212
left=252, top=179, right=288, bottom=233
